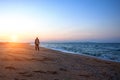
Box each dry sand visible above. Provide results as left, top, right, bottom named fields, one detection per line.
left=0, top=42, right=120, bottom=80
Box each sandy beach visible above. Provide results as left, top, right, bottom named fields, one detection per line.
left=0, top=42, right=120, bottom=80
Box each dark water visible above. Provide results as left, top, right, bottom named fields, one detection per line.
left=40, top=42, right=120, bottom=62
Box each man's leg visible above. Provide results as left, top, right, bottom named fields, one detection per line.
left=36, top=44, right=39, bottom=51
left=35, top=45, right=37, bottom=51
left=38, top=45, right=39, bottom=51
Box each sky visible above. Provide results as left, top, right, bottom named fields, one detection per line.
left=0, top=0, right=120, bottom=43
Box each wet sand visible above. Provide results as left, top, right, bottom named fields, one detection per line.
left=0, top=42, right=120, bottom=80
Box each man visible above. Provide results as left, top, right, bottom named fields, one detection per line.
left=35, top=37, right=40, bottom=51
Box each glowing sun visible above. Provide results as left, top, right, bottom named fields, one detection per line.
left=11, top=35, right=18, bottom=42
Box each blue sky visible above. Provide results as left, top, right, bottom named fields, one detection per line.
left=0, top=0, right=120, bottom=42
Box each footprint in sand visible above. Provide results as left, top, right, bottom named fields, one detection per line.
left=5, top=66, right=16, bottom=70
left=79, top=74, right=91, bottom=78
left=59, top=68, right=67, bottom=71
left=14, top=78, right=19, bottom=80
left=14, top=78, right=27, bottom=80
left=47, top=71, right=58, bottom=74
left=21, top=79, right=27, bottom=80
left=33, top=70, right=58, bottom=75
left=27, top=57, right=54, bottom=62
left=43, top=57, right=54, bottom=61
left=54, top=79, right=59, bottom=80
left=33, top=70, right=46, bottom=73
left=18, top=71, right=33, bottom=77
left=22, top=74, right=33, bottom=77
left=18, top=71, right=29, bottom=75
left=0, top=75, right=3, bottom=78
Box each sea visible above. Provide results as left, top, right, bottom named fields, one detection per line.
left=39, top=42, right=120, bottom=62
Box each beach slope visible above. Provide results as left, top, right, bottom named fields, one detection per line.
left=0, top=43, right=120, bottom=80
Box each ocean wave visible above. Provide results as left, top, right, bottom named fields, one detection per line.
left=40, top=43, right=120, bottom=62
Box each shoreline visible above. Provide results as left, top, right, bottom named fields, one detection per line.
left=40, top=45, right=120, bottom=63
left=0, top=43, right=120, bottom=80
left=42, top=46, right=120, bottom=64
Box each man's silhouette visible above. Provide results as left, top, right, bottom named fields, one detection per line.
left=35, top=37, right=40, bottom=51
